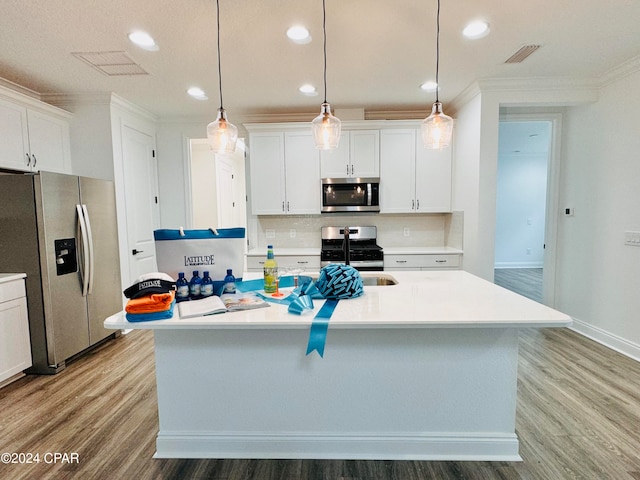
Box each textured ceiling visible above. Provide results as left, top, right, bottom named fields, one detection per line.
left=1, top=0, right=639, bottom=121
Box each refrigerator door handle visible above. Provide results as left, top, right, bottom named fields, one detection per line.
left=76, top=204, right=90, bottom=297
left=81, top=204, right=95, bottom=295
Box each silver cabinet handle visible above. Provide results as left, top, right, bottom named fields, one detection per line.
left=436, top=259, right=447, bottom=263
left=26, top=153, right=31, bottom=166
left=32, top=154, right=37, bottom=167
left=412, top=199, right=415, bottom=210
left=346, top=164, right=349, bottom=175
left=287, top=201, right=290, bottom=212
left=282, top=201, right=285, bottom=212
left=416, top=199, right=420, bottom=210
left=351, top=164, right=354, bottom=175
left=297, top=261, right=309, bottom=264
left=258, top=261, right=265, bottom=265
left=395, top=260, right=407, bottom=264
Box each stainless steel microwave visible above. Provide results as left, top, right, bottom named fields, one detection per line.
left=321, top=177, right=380, bottom=213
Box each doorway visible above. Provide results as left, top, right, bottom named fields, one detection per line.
left=494, top=114, right=562, bottom=306
left=188, top=138, right=247, bottom=230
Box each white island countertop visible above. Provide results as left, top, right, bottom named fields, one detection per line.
left=104, top=270, right=571, bottom=330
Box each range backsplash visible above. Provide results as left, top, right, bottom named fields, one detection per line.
left=248, top=212, right=463, bottom=250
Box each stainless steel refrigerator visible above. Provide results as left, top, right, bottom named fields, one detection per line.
left=0, top=171, right=122, bottom=374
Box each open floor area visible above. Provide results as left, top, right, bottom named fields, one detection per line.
left=1, top=323, right=640, bottom=479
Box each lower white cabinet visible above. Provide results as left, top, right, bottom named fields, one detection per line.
left=0, top=274, right=32, bottom=386
left=384, top=254, right=461, bottom=271
left=246, top=254, right=320, bottom=272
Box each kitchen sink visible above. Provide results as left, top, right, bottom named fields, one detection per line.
left=359, top=274, right=398, bottom=286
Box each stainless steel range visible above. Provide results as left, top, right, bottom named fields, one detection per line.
left=320, top=226, right=384, bottom=271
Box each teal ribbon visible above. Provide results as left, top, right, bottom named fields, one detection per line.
left=305, top=299, right=339, bottom=357
left=234, top=276, right=337, bottom=357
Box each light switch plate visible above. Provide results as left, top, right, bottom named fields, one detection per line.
left=624, top=231, right=640, bottom=246
left=403, top=227, right=410, bottom=237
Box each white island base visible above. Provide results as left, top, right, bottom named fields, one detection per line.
left=105, top=271, right=571, bottom=461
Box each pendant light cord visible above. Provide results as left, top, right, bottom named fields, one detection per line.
left=216, top=0, right=224, bottom=110
left=435, top=0, right=441, bottom=104
left=322, top=0, right=328, bottom=104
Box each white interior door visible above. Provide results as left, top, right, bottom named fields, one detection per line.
left=122, top=125, right=159, bottom=281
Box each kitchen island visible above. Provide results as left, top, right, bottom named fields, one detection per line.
left=104, top=270, right=571, bottom=460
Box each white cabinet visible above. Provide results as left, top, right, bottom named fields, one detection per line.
left=379, top=128, right=451, bottom=213
left=0, top=95, right=71, bottom=174
left=0, top=274, right=32, bottom=386
left=320, top=130, right=379, bottom=178
left=249, top=130, right=320, bottom=215
left=246, top=254, right=320, bottom=272
left=384, top=254, right=461, bottom=271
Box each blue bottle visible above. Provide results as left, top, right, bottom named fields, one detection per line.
left=223, top=269, right=236, bottom=294
left=175, top=272, right=190, bottom=302
left=189, top=270, right=202, bottom=300
left=201, top=271, right=214, bottom=298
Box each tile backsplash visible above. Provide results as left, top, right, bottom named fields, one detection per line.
left=248, top=212, right=463, bottom=250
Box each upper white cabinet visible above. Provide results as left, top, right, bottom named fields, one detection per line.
left=380, top=127, right=451, bottom=213
left=248, top=127, right=320, bottom=215
left=320, top=130, right=379, bottom=178
left=0, top=92, right=71, bottom=174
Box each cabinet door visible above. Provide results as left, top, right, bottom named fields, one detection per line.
left=284, top=131, right=321, bottom=214
left=0, top=98, right=30, bottom=171
left=350, top=130, right=379, bottom=177
left=379, top=129, right=416, bottom=213
left=0, top=294, right=32, bottom=383
left=249, top=132, right=286, bottom=215
left=26, top=109, right=71, bottom=174
left=320, top=131, right=350, bottom=178
left=415, top=140, right=452, bottom=212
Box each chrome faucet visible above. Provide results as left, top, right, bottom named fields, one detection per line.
left=342, top=226, right=351, bottom=266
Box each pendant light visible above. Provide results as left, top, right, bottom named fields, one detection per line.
left=207, top=0, right=238, bottom=154
left=421, top=0, right=454, bottom=150
left=311, top=0, right=341, bottom=150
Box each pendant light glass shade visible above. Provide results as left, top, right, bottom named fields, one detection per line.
left=207, top=108, right=238, bottom=154
left=421, top=101, right=453, bottom=149
left=207, top=0, right=237, bottom=154
left=312, top=0, right=341, bottom=150
left=312, top=102, right=341, bottom=150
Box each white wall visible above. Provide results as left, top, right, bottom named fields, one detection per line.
left=556, top=68, right=640, bottom=356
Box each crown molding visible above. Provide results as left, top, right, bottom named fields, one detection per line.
left=0, top=77, right=40, bottom=100
left=599, top=54, right=640, bottom=87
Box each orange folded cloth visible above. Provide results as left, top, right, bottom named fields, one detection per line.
left=125, top=291, right=175, bottom=314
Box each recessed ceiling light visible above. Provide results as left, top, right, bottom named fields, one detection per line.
left=187, top=87, right=208, bottom=100
left=299, top=84, right=318, bottom=96
left=287, top=26, right=312, bottom=44
left=128, top=31, right=159, bottom=51
left=462, top=21, right=490, bottom=40
left=420, top=81, right=438, bottom=92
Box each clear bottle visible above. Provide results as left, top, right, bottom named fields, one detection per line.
left=200, top=271, right=214, bottom=298
left=263, top=245, right=278, bottom=294
left=223, top=269, right=236, bottom=294
left=189, top=270, right=202, bottom=300
left=175, top=272, right=190, bottom=302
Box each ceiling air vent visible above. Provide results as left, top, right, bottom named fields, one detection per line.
left=72, top=51, right=149, bottom=76
left=504, top=45, right=541, bottom=64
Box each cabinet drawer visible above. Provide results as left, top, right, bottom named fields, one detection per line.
left=384, top=254, right=461, bottom=269
left=247, top=256, right=320, bottom=272
left=0, top=278, right=26, bottom=304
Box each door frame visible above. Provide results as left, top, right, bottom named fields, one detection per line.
left=498, top=112, right=563, bottom=307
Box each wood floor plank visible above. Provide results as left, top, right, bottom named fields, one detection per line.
left=1, top=323, right=640, bottom=479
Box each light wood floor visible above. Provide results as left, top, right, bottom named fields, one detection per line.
left=1, top=325, right=640, bottom=479
left=494, top=268, right=543, bottom=303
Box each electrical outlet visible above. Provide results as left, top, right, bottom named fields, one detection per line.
left=564, top=207, right=574, bottom=216
left=290, top=229, right=296, bottom=238
left=266, top=229, right=275, bottom=239
left=403, top=227, right=410, bottom=237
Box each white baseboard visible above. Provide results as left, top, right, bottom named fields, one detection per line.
left=494, top=262, right=544, bottom=269
left=570, top=318, right=640, bottom=363
left=154, top=432, right=522, bottom=461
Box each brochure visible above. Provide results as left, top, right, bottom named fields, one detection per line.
left=178, top=293, right=269, bottom=318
